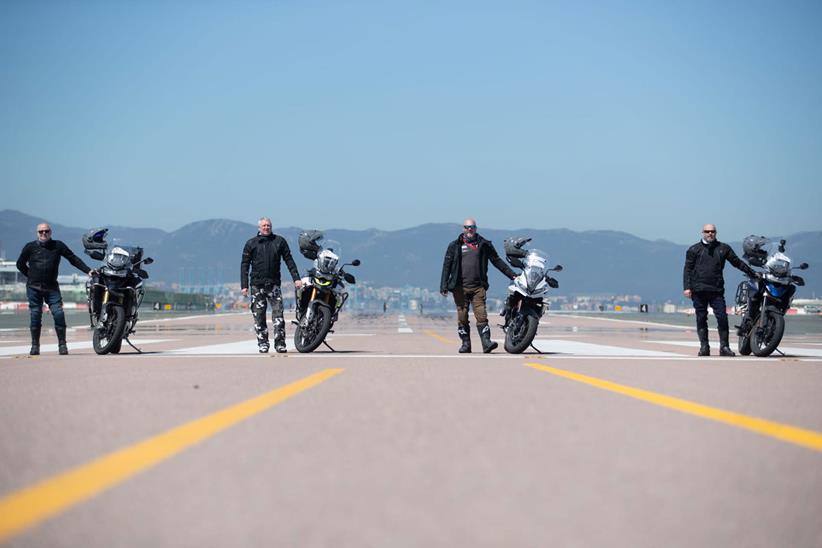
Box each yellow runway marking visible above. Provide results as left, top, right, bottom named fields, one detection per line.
left=527, top=363, right=822, bottom=454
left=0, top=368, right=344, bottom=543
left=424, top=330, right=453, bottom=345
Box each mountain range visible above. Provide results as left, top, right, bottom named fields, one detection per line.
left=2, top=209, right=819, bottom=302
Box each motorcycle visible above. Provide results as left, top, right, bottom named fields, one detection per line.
left=82, top=228, right=154, bottom=355
left=293, top=231, right=360, bottom=353
left=735, top=236, right=809, bottom=357
left=500, top=237, right=562, bottom=354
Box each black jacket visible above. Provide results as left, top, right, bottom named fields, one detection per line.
left=683, top=240, right=755, bottom=293
left=17, top=240, right=91, bottom=290
left=440, top=234, right=516, bottom=292
left=240, top=233, right=300, bottom=290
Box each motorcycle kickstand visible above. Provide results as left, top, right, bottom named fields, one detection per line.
left=322, top=340, right=336, bottom=352
left=774, top=348, right=786, bottom=357
left=124, top=337, right=143, bottom=354
left=529, top=343, right=543, bottom=354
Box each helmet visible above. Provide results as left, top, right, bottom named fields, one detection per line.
left=298, top=230, right=323, bottom=260
left=742, top=235, right=769, bottom=267
left=82, top=228, right=108, bottom=250
left=504, top=237, right=531, bottom=269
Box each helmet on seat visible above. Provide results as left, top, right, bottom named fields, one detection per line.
left=298, top=230, right=323, bottom=260
left=742, top=235, right=769, bottom=267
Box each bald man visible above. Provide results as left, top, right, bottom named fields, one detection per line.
left=683, top=223, right=756, bottom=357
left=16, top=222, right=95, bottom=355
left=440, top=218, right=516, bottom=353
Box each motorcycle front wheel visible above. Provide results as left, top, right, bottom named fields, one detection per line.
left=294, top=304, right=332, bottom=353
left=751, top=312, right=785, bottom=357
left=504, top=313, right=539, bottom=354
left=93, top=305, right=126, bottom=355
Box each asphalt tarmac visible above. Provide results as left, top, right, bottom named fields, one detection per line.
left=1, top=311, right=821, bottom=547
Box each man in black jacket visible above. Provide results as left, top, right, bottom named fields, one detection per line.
left=440, top=218, right=517, bottom=353
left=16, top=222, right=95, bottom=355
left=683, top=223, right=757, bottom=357
left=241, top=217, right=302, bottom=353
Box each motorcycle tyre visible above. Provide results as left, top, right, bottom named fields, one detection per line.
left=751, top=312, right=785, bottom=357
left=93, top=305, right=127, bottom=355
left=294, top=304, right=332, bottom=353
left=504, top=314, right=539, bottom=354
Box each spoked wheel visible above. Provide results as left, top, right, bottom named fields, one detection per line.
left=293, top=304, right=332, bottom=353
left=92, top=305, right=126, bottom=355
left=751, top=312, right=785, bottom=357
left=503, top=314, right=539, bottom=354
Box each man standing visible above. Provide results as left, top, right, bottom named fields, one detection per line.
left=440, top=218, right=516, bottom=353
left=16, top=222, right=95, bottom=355
left=683, top=223, right=757, bottom=357
left=241, top=217, right=302, bottom=353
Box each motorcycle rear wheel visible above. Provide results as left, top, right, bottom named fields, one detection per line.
left=294, top=304, right=332, bottom=353
left=751, top=312, right=785, bottom=357
left=504, top=314, right=539, bottom=354
left=93, top=305, right=127, bottom=355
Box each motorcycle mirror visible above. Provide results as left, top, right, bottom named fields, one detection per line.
left=143, top=257, right=154, bottom=265
left=799, top=263, right=809, bottom=270
left=551, top=265, right=563, bottom=272
left=351, top=259, right=361, bottom=266
left=344, top=272, right=356, bottom=284
left=779, top=239, right=786, bottom=252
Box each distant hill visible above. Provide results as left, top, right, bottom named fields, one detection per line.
left=2, top=210, right=819, bottom=303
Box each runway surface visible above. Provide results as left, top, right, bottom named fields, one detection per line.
left=2, top=312, right=822, bottom=547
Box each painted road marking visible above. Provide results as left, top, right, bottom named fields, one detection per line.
left=0, top=339, right=171, bottom=357
left=0, top=368, right=344, bottom=543
left=169, top=338, right=295, bottom=355
left=397, top=314, right=413, bottom=334
left=560, top=314, right=692, bottom=330
left=526, top=362, right=822, bottom=453
left=424, top=330, right=453, bottom=345
left=530, top=339, right=684, bottom=357
left=651, top=340, right=822, bottom=358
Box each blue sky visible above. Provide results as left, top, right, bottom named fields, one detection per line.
left=2, top=0, right=820, bottom=244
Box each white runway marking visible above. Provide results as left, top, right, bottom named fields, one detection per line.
left=651, top=340, right=822, bottom=358
left=397, top=314, right=413, bottom=334
left=530, top=339, right=684, bottom=357
left=561, top=314, right=692, bottom=330
left=169, top=339, right=295, bottom=355
left=0, top=339, right=171, bottom=356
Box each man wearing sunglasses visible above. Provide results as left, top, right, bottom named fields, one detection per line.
left=440, top=218, right=517, bottom=353
left=16, top=223, right=96, bottom=356
left=683, top=223, right=756, bottom=357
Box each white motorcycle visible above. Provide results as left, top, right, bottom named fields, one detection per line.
left=500, top=237, right=562, bottom=353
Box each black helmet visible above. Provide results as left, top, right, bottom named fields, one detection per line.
left=82, top=228, right=108, bottom=260
left=298, top=230, right=323, bottom=260
left=742, top=235, right=769, bottom=267
left=504, top=237, right=531, bottom=268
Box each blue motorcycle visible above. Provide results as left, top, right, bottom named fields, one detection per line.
left=735, top=237, right=809, bottom=357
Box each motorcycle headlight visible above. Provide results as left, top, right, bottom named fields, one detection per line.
left=768, top=259, right=789, bottom=277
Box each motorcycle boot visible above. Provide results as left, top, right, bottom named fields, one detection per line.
left=273, top=318, right=287, bottom=353
left=56, top=326, right=69, bottom=355
left=458, top=324, right=471, bottom=353
left=697, top=328, right=710, bottom=357
left=719, top=329, right=735, bottom=357
left=30, top=326, right=41, bottom=356
left=477, top=323, right=498, bottom=354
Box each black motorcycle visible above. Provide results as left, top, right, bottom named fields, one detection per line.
left=735, top=236, right=809, bottom=357
left=293, top=231, right=360, bottom=353
left=500, top=237, right=562, bottom=354
left=82, top=228, right=154, bottom=355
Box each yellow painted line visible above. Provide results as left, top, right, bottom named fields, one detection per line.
left=0, top=368, right=344, bottom=543
left=526, top=363, right=822, bottom=454
left=423, top=329, right=453, bottom=345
